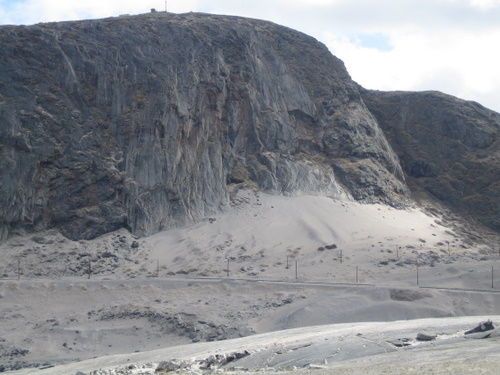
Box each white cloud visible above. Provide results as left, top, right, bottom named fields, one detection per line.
left=444, top=0, right=500, bottom=10
left=0, top=0, right=200, bottom=25
left=468, top=0, right=500, bottom=9
left=323, top=27, right=500, bottom=110
left=277, top=0, right=341, bottom=5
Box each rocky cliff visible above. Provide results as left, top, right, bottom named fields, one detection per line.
left=1, top=12, right=498, bottom=242
left=361, top=89, right=499, bottom=232
left=0, top=12, right=408, bottom=241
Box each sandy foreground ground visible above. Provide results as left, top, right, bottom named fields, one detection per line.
left=6, top=316, right=500, bottom=375
left=1, top=191, right=500, bottom=373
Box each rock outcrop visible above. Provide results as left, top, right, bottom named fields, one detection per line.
left=361, top=89, right=499, bottom=232
left=0, top=12, right=407, bottom=240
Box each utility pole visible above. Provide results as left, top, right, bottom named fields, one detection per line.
left=295, top=260, right=298, bottom=280
left=356, top=266, right=359, bottom=284
left=17, top=258, right=20, bottom=280
left=165, top=0, right=168, bottom=12
left=286, top=255, right=290, bottom=269
left=226, top=258, right=230, bottom=277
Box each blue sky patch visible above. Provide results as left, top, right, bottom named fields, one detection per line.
left=0, top=0, right=23, bottom=7
left=353, top=32, right=393, bottom=52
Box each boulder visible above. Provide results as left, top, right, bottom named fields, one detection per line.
left=465, top=320, right=494, bottom=335
left=416, top=332, right=436, bottom=341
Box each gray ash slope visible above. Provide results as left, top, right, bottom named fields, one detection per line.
left=0, top=11, right=497, bottom=241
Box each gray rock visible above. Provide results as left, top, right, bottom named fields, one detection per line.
left=389, top=289, right=432, bottom=302
left=387, top=338, right=411, bottom=347
left=416, top=332, right=437, bottom=341
left=156, top=360, right=185, bottom=372
left=31, top=236, right=53, bottom=245
left=465, top=320, right=494, bottom=335
left=0, top=13, right=407, bottom=241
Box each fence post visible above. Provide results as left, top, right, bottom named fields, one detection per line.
left=492, top=266, right=494, bottom=289
left=226, top=258, right=230, bottom=277
left=286, top=255, right=289, bottom=269
left=295, top=260, right=298, bottom=280
left=416, top=260, right=419, bottom=286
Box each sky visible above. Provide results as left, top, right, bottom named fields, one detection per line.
left=1, top=0, right=500, bottom=112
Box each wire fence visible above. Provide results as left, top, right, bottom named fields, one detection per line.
left=1, top=246, right=499, bottom=292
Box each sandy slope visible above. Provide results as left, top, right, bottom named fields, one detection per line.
left=1, top=191, right=499, bottom=372
left=144, top=190, right=496, bottom=286
left=1, top=190, right=496, bottom=285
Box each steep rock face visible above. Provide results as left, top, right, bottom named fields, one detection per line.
left=361, top=89, right=500, bottom=232
left=0, top=12, right=409, bottom=240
